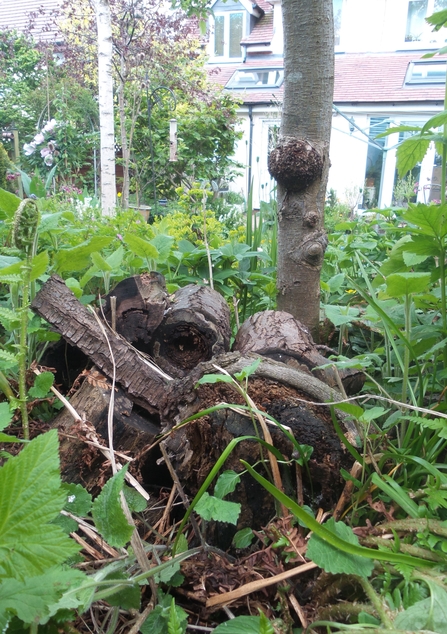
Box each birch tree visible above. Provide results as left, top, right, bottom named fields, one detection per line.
left=268, top=0, right=334, bottom=339
left=92, top=0, right=116, bottom=215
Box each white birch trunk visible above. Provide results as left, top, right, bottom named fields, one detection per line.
left=93, top=0, right=116, bottom=216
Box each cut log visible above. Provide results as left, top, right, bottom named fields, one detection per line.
left=103, top=271, right=170, bottom=347
left=233, top=310, right=364, bottom=395
left=149, top=284, right=231, bottom=378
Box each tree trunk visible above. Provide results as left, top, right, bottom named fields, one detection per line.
left=269, top=0, right=334, bottom=340
left=93, top=0, right=116, bottom=216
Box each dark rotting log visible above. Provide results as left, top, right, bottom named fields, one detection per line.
left=103, top=271, right=170, bottom=349
left=233, top=310, right=365, bottom=395
left=31, top=274, right=172, bottom=417
left=148, top=284, right=231, bottom=378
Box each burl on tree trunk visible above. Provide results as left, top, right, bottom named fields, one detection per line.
left=32, top=275, right=360, bottom=524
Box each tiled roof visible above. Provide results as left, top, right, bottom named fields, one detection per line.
left=241, top=10, right=273, bottom=45
left=254, top=0, right=273, bottom=12
left=208, top=52, right=447, bottom=105
left=0, top=0, right=61, bottom=41
left=334, top=52, right=446, bottom=103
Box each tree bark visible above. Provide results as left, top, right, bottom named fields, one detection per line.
left=270, top=0, right=334, bottom=340
left=233, top=310, right=364, bottom=395
left=93, top=0, right=117, bottom=215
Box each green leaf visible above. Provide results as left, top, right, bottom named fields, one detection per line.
left=401, top=203, right=447, bottom=239
left=307, top=518, right=374, bottom=578
left=28, top=371, right=54, bottom=398
left=394, top=580, right=447, bottom=632
left=214, top=470, right=241, bottom=499
left=106, top=245, right=124, bottom=269
left=375, top=125, right=422, bottom=139
left=194, top=492, right=241, bottom=525
left=195, top=373, right=234, bottom=386
left=30, top=251, right=50, bottom=281
left=334, top=402, right=364, bottom=419
left=426, top=7, right=447, bottom=30
left=90, top=251, right=112, bottom=272
left=0, top=307, right=20, bottom=325
left=234, top=357, right=261, bottom=381
left=151, top=234, right=174, bottom=263
left=0, top=188, right=21, bottom=220
left=101, top=572, right=141, bottom=610
left=0, top=568, right=85, bottom=627
left=0, top=403, right=13, bottom=431
left=140, top=591, right=188, bottom=634
left=167, top=596, right=184, bottom=634
left=259, top=611, right=275, bottom=634
left=154, top=560, right=181, bottom=585
left=123, top=233, right=159, bottom=260
left=123, top=484, right=147, bottom=513
left=61, top=482, right=92, bottom=516
left=396, top=137, right=431, bottom=178
left=54, top=237, right=114, bottom=273
left=323, top=304, right=360, bottom=326
left=233, top=527, right=255, bottom=549
left=212, top=616, right=263, bottom=633
left=0, top=430, right=80, bottom=580
left=91, top=465, right=134, bottom=547
left=386, top=272, right=431, bottom=297
left=421, top=109, right=447, bottom=133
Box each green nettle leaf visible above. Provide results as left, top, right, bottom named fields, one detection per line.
left=0, top=430, right=81, bottom=580
left=396, top=137, right=431, bottom=178
left=0, top=568, right=85, bottom=629
left=91, top=465, right=134, bottom=547
left=214, top=470, right=241, bottom=499
left=154, top=560, right=181, bottom=585
left=124, top=233, right=159, bottom=260
left=194, top=492, right=241, bottom=525
left=90, top=251, right=112, bottom=272
left=140, top=591, right=188, bottom=634
left=323, top=304, right=360, bottom=326
left=232, top=527, right=255, bottom=549
left=306, top=518, right=374, bottom=578
left=212, top=615, right=263, bottom=633
left=386, top=272, right=431, bottom=297
left=61, top=482, right=92, bottom=516
left=28, top=371, right=54, bottom=398
left=401, top=203, right=447, bottom=239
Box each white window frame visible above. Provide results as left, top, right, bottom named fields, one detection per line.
left=405, top=0, right=447, bottom=44
left=211, top=11, right=245, bottom=61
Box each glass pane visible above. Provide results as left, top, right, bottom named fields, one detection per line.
left=214, top=16, right=224, bottom=56
left=406, top=0, right=428, bottom=41
left=333, top=0, right=343, bottom=46
left=435, top=0, right=447, bottom=10
left=229, top=12, right=243, bottom=58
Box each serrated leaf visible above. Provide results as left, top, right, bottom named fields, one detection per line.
left=0, top=402, right=13, bottom=431
left=123, top=233, right=159, bottom=260
left=306, top=518, right=374, bottom=578
left=396, top=137, right=431, bottom=177
left=0, top=274, right=23, bottom=284
left=401, top=203, right=447, bottom=239
left=214, top=470, right=241, bottom=499
left=0, top=349, right=17, bottom=364
left=421, top=109, right=447, bottom=133
left=194, top=492, right=241, bottom=525
left=154, top=560, right=181, bottom=585
left=91, top=465, right=134, bottom=547
left=0, top=307, right=19, bottom=323
left=28, top=371, right=54, bottom=398
left=61, top=482, right=92, bottom=516
left=30, top=251, right=49, bottom=281
left=0, top=430, right=80, bottom=580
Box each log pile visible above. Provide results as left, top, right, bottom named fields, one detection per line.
left=32, top=273, right=364, bottom=533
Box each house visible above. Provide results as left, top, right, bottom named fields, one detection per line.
left=205, top=0, right=447, bottom=209
left=0, top=0, right=61, bottom=42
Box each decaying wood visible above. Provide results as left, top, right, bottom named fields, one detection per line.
left=53, top=378, right=159, bottom=491
left=31, top=274, right=173, bottom=417
left=148, top=284, right=231, bottom=378
left=233, top=310, right=364, bottom=395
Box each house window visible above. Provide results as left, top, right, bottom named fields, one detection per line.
left=333, top=0, right=343, bottom=46
left=213, top=11, right=244, bottom=59
left=406, top=0, right=447, bottom=42
left=405, top=60, right=447, bottom=83
left=226, top=68, right=284, bottom=89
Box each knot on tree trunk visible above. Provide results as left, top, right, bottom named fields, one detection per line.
left=268, top=137, right=323, bottom=192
